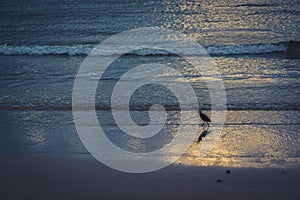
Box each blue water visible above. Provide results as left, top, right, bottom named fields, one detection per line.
left=0, top=0, right=299, bottom=167
left=1, top=0, right=299, bottom=46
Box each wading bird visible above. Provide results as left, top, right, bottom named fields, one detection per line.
left=197, top=110, right=211, bottom=143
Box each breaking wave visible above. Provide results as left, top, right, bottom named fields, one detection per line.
left=0, top=41, right=296, bottom=56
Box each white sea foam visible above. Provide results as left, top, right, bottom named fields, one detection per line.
left=0, top=42, right=289, bottom=56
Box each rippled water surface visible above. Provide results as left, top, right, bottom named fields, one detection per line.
left=0, top=0, right=299, bottom=168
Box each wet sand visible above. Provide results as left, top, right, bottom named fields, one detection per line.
left=1, top=156, right=299, bottom=200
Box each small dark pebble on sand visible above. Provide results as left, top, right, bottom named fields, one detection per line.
left=216, top=179, right=222, bottom=183
left=225, top=169, right=231, bottom=174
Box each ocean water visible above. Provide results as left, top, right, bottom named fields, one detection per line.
left=0, top=0, right=300, bottom=168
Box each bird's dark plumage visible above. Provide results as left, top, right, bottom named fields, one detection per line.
left=199, top=110, right=211, bottom=123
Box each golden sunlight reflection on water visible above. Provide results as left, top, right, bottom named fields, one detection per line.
left=15, top=110, right=300, bottom=168
left=175, top=111, right=300, bottom=168
left=159, top=0, right=287, bottom=44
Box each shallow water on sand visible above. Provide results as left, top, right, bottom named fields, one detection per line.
left=1, top=110, right=299, bottom=168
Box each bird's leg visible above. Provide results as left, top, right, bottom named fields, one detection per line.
left=206, top=122, right=210, bottom=128
left=202, top=122, right=208, bottom=131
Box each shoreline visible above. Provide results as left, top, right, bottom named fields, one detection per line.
left=1, top=110, right=299, bottom=168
